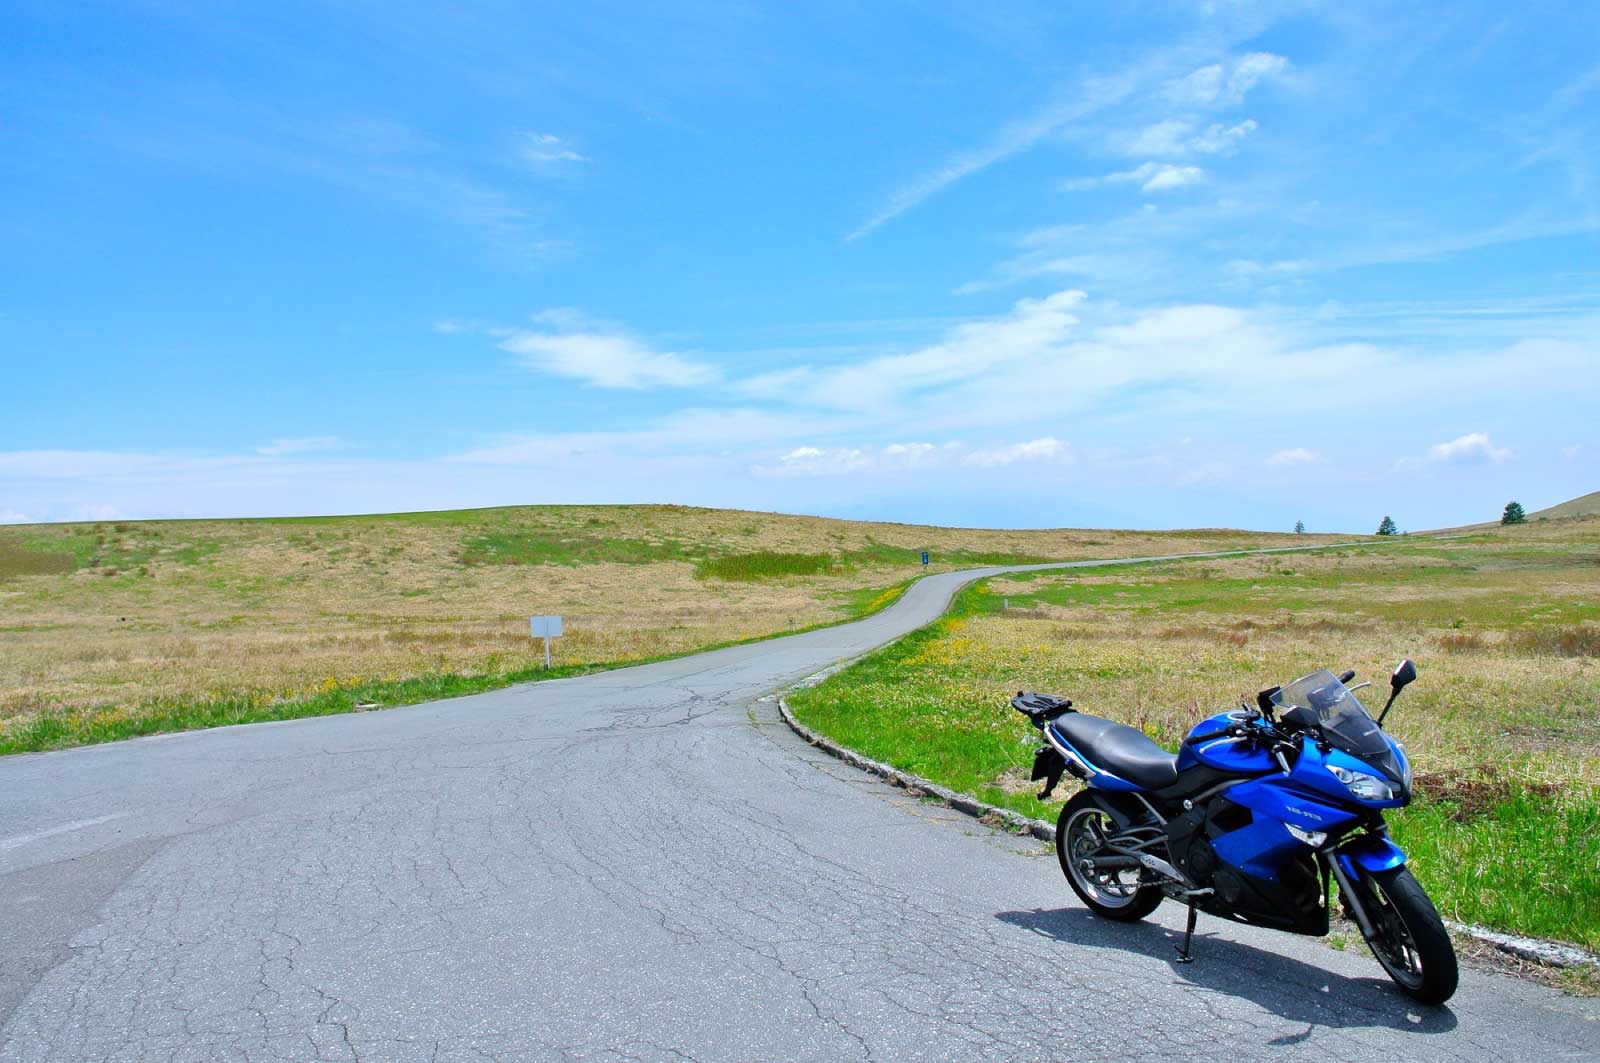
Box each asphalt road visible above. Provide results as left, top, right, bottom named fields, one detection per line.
left=2, top=550, right=1596, bottom=1062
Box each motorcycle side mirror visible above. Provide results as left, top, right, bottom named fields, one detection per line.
left=1377, top=659, right=1416, bottom=726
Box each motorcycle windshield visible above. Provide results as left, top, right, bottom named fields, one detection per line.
left=1272, top=669, right=1392, bottom=763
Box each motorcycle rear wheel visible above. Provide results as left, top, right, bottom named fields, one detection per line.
left=1056, top=791, right=1164, bottom=921
left=1353, top=866, right=1459, bottom=1005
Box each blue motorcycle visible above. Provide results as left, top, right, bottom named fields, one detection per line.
left=1017, top=660, right=1458, bottom=1004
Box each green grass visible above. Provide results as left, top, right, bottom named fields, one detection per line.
left=460, top=528, right=693, bottom=567
left=1390, top=790, right=1599, bottom=947
left=0, top=542, right=78, bottom=580
left=0, top=660, right=617, bottom=756
left=2, top=524, right=219, bottom=580
left=789, top=535, right=1600, bottom=951
left=694, top=551, right=838, bottom=580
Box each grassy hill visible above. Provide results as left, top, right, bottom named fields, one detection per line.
left=1531, top=490, right=1600, bottom=521
left=0, top=504, right=1344, bottom=753
left=1428, top=488, right=1599, bottom=532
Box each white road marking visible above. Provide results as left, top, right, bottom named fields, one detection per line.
left=0, top=813, right=129, bottom=852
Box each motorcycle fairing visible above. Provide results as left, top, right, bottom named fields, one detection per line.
left=1211, top=777, right=1358, bottom=881
left=1287, top=737, right=1410, bottom=810
left=1337, top=832, right=1407, bottom=874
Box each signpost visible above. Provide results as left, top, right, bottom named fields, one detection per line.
left=529, top=615, right=563, bottom=669
left=921, top=551, right=929, bottom=567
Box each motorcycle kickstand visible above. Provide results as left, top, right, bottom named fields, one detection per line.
left=1174, top=901, right=1199, bottom=964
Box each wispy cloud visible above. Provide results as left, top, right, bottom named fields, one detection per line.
left=752, top=437, right=1069, bottom=477
left=516, top=132, right=587, bottom=166
left=844, top=67, right=1150, bottom=242
left=1117, top=118, right=1257, bottom=157
left=256, top=437, right=341, bottom=457
left=963, top=437, right=1070, bottom=467
left=1165, top=52, right=1288, bottom=108
left=1267, top=447, right=1318, bottom=466
left=739, top=290, right=1086, bottom=410
left=1064, top=161, right=1207, bottom=194
left=754, top=442, right=948, bottom=477
left=498, top=310, right=716, bottom=389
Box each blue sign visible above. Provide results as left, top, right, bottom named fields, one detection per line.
left=921, top=551, right=929, bottom=566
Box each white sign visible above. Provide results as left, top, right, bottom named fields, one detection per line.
left=530, top=615, right=563, bottom=669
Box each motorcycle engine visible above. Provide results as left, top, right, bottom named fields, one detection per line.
left=1165, top=806, right=1214, bottom=886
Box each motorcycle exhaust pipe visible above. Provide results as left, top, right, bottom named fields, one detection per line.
left=1086, top=855, right=1141, bottom=870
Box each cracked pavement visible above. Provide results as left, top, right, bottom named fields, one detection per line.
left=2, top=557, right=1596, bottom=1062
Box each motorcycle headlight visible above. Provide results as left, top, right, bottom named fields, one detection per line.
left=1326, top=763, right=1396, bottom=802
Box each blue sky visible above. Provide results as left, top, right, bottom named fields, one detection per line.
left=2, top=1, right=1597, bottom=532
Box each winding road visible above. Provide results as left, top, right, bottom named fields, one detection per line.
left=2, top=550, right=1595, bottom=1062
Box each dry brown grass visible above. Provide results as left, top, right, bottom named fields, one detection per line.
left=0, top=504, right=1335, bottom=739
left=954, top=519, right=1600, bottom=788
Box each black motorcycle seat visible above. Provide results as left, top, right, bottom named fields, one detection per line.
left=1050, top=713, right=1179, bottom=789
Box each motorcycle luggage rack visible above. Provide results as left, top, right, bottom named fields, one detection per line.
left=1011, top=690, right=1074, bottom=722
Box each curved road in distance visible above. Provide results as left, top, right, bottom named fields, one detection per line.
left=1, top=545, right=1595, bottom=1062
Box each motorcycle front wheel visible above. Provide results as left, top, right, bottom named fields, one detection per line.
left=1351, top=866, right=1459, bottom=1005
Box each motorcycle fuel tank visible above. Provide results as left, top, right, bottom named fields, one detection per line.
left=1177, top=712, right=1278, bottom=774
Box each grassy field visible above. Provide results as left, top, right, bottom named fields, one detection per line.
left=789, top=517, right=1600, bottom=950
left=0, top=504, right=1336, bottom=754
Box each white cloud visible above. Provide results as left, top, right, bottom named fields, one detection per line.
left=755, top=437, right=1073, bottom=477
left=1119, top=118, right=1256, bottom=157
left=517, top=132, right=587, bottom=165
left=755, top=438, right=940, bottom=477
left=1168, top=64, right=1226, bottom=107
left=10, top=298, right=1593, bottom=530
left=0, top=450, right=168, bottom=479
left=0, top=510, right=32, bottom=524
left=1065, top=162, right=1206, bottom=194
left=256, top=436, right=341, bottom=457
left=1119, top=119, right=1193, bottom=157
left=499, top=312, right=716, bottom=389
left=766, top=446, right=871, bottom=476
left=1166, top=53, right=1287, bottom=107
left=755, top=441, right=951, bottom=478
left=1227, top=258, right=1311, bottom=279
left=845, top=64, right=1150, bottom=241
left=963, top=437, right=1070, bottom=467
left=1229, top=53, right=1289, bottom=99
left=1267, top=447, right=1318, bottom=466
left=881, top=442, right=940, bottom=467
left=1427, top=432, right=1512, bottom=464
left=1563, top=444, right=1584, bottom=460
left=1139, top=164, right=1206, bottom=192
left=740, top=290, right=1085, bottom=411
left=1189, top=119, right=1258, bottom=155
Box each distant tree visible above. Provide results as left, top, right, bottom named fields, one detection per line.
left=1502, top=501, right=1527, bottom=525
left=1376, top=515, right=1398, bottom=536
left=1294, top=520, right=1305, bottom=534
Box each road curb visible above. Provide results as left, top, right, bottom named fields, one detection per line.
left=776, top=695, right=1057, bottom=844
